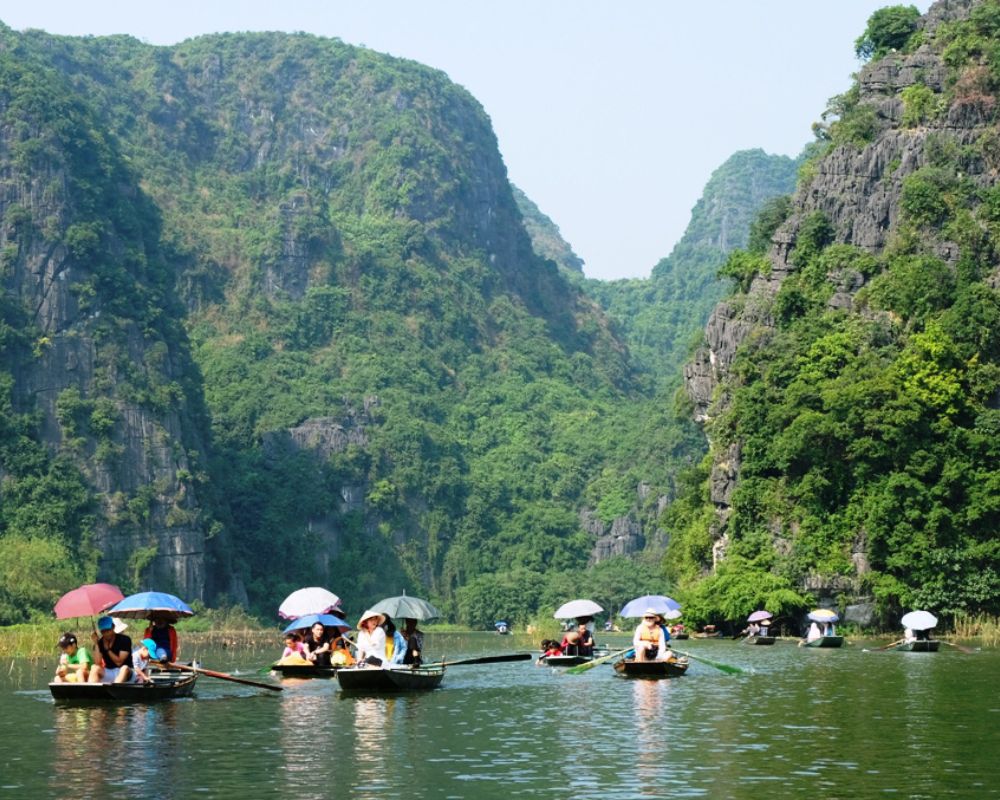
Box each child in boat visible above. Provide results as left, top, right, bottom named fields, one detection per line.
left=278, top=632, right=311, bottom=665
left=130, top=638, right=159, bottom=684
left=535, top=640, right=562, bottom=664
left=54, top=633, right=93, bottom=683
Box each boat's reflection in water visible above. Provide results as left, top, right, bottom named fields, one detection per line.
left=351, top=696, right=395, bottom=794
left=632, top=677, right=678, bottom=796
left=50, top=703, right=180, bottom=794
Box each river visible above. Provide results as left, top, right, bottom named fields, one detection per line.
left=1, top=633, right=997, bottom=798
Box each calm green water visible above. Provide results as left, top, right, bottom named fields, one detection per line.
left=2, top=633, right=997, bottom=799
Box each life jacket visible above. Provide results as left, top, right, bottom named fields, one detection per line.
left=638, top=626, right=661, bottom=644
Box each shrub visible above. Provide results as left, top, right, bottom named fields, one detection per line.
left=855, top=5, right=922, bottom=61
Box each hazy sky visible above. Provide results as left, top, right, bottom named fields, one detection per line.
left=3, top=2, right=932, bottom=280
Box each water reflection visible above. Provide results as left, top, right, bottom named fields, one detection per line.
left=351, top=697, right=394, bottom=797
left=277, top=686, right=337, bottom=789
left=50, top=703, right=180, bottom=795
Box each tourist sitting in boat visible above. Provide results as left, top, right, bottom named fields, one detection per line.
left=806, top=622, right=822, bottom=642
left=904, top=627, right=917, bottom=643
left=54, top=633, right=93, bottom=683
left=90, top=615, right=134, bottom=684
left=759, top=621, right=771, bottom=637
left=130, top=638, right=160, bottom=684
left=739, top=621, right=761, bottom=638
left=536, top=639, right=563, bottom=663
left=356, top=610, right=388, bottom=666
left=822, top=622, right=836, bottom=637
left=634, top=610, right=668, bottom=662
left=385, top=617, right=409, bottom=665
left=303, top=622, right=334, bottom=667
left=143, top=616, right=179, bottom=662
left=561, top=621, right=594, bottom=657
left=400, top=618, right=424, bottom=666
left=278, top=632, right=310, bottom=665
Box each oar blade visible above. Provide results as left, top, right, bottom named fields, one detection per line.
left=671, top=648, right=744, bottom=675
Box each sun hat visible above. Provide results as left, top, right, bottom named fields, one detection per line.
left=97, top=616, right=115, bottom=631
left=58, top=633, right=77, bottom=649
left=140, top=638, right=159, bottom=656
left=643, top=608, right=661, bottom=619
left=112, top=617, right=128, bottom=634
left=358, top=609, right=385, bottom=628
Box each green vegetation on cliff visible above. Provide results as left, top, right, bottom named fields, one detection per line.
left=586, top=149, right=800, bottom=388
left=669, top=2, right=1000, bottom=624
left=0, top=25, right=703, bottom=624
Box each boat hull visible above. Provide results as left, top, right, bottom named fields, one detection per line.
left=613, top=659, right=689, bottom=679
left=336, top=666, right=445, bottom=694
left=894, top=640, right=940, bottom=652
left=271, top=664, right=341, bottom=678
left=672, top=633, right=690, bottom=640
left=540, top=655, right=591, bottom=667
left=746, top=636, right=776, bottom=645
left=49, top=673, right=197, bottom=702
left=804, top=636, right=844, bottom=648
left=693, top=632, right=723, bottom=638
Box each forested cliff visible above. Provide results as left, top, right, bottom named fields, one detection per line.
left=5, top=1, right=998, bottom=629
left=676, top=0, right=1000, bottom=624
left=0, top=25, right=701, bottom=622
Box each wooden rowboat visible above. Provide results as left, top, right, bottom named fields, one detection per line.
left=804, top=636, right=844, bottom=648
left=894, top=640, right=940, bottom=652
left=540, top=654, right=591, bottom=667
left=613, top=658, right=689, bottom=679
left=693, top=631, right=723, bottom=638
left=745, top=635, right=776, bottom=645
left=49, top=672, right=197, bottom=702
left=271, top=663, right=341, bottom=678
left=672, top=633, right=690, bottom=640
left=336, top=665, right=445, bottom=694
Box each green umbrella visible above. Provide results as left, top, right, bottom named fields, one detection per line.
left=369, top=594, right=441, bottom=621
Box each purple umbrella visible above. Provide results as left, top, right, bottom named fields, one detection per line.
left=747, top=610, right=773, bottom=622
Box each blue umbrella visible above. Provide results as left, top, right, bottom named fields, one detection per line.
left=620, top=595, right=681, bottom=618
left=107, top=591, right=194, bottom=621
left=282, top=613, right=349, bottom=634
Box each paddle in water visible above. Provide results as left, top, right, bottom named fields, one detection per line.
left=669, top=647, right=744, bottom=675
left=166, top=661, right=283, bottom=692
left=425, top=653, right=533, bottom=668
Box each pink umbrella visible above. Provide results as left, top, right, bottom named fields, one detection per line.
left=54, top=583, right=125, bottom=619
left=747, top=610, right=773, bottom=622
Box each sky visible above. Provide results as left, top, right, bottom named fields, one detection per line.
left=2, top=1, right=933, bottom=281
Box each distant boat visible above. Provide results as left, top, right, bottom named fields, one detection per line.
left=494, top=621, right=509, bottom=635
left=895, top=640, right=940, bottom=652
left=803, top=635, right=844, bottom=648
left=613, top=658, right=689, bottom=679
left=745, top=635, right=776, bottom=645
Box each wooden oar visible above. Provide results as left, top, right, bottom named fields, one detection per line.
left=165, top=661, right=283, bottom=692
left=565, top=647, right=633, bottom=675
left=940, top=640, right=975, bottom=654
left=863, top=638, right=905, bottom=652
left=423, top=653, right=534, bottom=668
left=670, top=647, right=744, bottom=675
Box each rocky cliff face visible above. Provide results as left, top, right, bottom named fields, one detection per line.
left=0, top=55, right=213, bottom=599
left=684, top=0, right=985, bottom=568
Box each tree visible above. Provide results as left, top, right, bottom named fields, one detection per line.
left=855, top=6, right=922, bottom=61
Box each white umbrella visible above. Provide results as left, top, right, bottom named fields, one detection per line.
left=278, top=587, right=341, bottom=620
left=620, top=595, right=681, bottom=618
left=553, top=599, right=603, bottom=619
left=901, top=610, right=938, bottom=631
